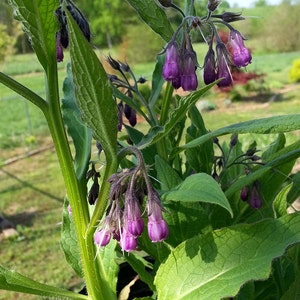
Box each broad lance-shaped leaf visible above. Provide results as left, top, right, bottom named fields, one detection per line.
left=66, top=10, right=118, bottom=157
left=62, top=63, right=92, bottom=181
left=155, top=213, right=300, bottom=300
left=0, top=265, right=87, bottom=300
left=125, top=0, right=174, bottom=42
left=162, top=173, right=233, bottom=217
left=181, top=114, right=300, bottom=150
left=8, top=0, right=58, bottom=70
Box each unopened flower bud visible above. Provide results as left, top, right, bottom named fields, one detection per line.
left=94, top=229, right=111, bottom=247
left=240, top=186, right=249, bottom=201
left=203, top=46, right=216, bottom=85
left=216, top=43, right=232, bottom=87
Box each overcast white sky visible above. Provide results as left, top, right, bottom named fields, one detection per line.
left=226, top=0, right=281, bottom=8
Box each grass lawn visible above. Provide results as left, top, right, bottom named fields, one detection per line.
left=0, top=49, right=300, bottom=298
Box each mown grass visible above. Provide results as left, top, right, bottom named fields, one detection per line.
left=0, top=47, right=300, bottom=299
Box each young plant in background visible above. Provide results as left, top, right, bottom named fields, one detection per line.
left=1, top=0, right=300, bottom=299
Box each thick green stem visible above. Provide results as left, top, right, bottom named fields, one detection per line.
left=156, top=82, right=174, bottom=161
left=44, top=63, right=112, bottom=300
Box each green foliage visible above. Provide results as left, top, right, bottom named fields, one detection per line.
left=1, top=1, right=300, bottom=300
left=0, top=24, right=14, bottom=62
left=289, top=58, right=300, bottom=82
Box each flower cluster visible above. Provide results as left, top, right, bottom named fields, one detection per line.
left=240, top=180, right=262, bottom=209
left=105, top=55, right=150, bottom=131
left=55, top=0, right=91, bottom=62
left=162, top=0, right=252, bottom=90
left=94, top=167, right=168, bottom=252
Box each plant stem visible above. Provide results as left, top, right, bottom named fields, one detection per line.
left=44, top=62, right=112, bottom=300
left=0, top=72, right=47, bottom=112
left=156, top=82, right=174, bottom=161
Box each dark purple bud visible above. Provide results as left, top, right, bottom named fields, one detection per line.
left=162, top=42, right=180, bottom=81
left=88, top=180, right=99, bottom=205
left=137, top=77, right=147, bottom=84
left=106, top=55, right=121, bottom=71
left=240, top=186, right=249, bottom=201
left=230, top=134, right=238, bottom=147
left=120, top=229, right=138, bottom=252
left=124, top=104, right=137, bottom=127
left=203, top=47, right=216, bottom=85
left=216, top=43, right=233, bottom=87
left=230, top=30, right=252, bottom=67
left=66, top=3, right=91, bottom=42
left=56, top=33, right=64, bottom=62
left=207, top=0, right=222, bottom=12
left=94, top=229, right=111, bottom=247
left=220, top=12, right=245, bottom=23
left=180, top=52, right=198, bottom=91
left=249, top=184, right=262, bottom=209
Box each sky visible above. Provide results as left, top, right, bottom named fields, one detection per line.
left=226, top=0, right=281, bottom=8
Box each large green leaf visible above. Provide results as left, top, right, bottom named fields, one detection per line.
left=8, top=0, right=58, bottom=70
left=125, top=0, right=174, bottom=42
left=66, top=10, right=118, bottom=158
left=180, top=114, right=300, bottom=151
left=62, top=63, right=92, bottom=181
left=162, top=173, right=233, bottom=217
left=0, top=265, right=87, bottom=300
left=155, top=213, right=300, bottom=300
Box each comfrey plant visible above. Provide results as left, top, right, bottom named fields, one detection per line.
left=1, top=0, right=300, bottom=299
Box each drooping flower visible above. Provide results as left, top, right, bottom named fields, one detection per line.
left=216, top=42, right=233, bottom=87
left=229, top=29, right=252, bottom=67
left=94, top=229, right=111, bottom=247
left=162, top=42, right=180, bottom=82
left=120, top=228, right=138, bottom=252
left=203, top=46, right=216, bottom=85
left=147, top=192, right=169, bottom=242
left=124, top=191, right=144, bottom=237
left=56, top=33, right=64, bottom=62
left=180, top=51, right=198, bottom=91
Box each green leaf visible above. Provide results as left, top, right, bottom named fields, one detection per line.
left=181, top=114, right=300, bottom=150
left=155, top=155, right=182, bottom=191
left=124, top=253, right=155, bottom=291
left=162, top=173, right=233, bottom=217
left=8, top=0, right=58, bottom=70
left=280, top=272, right=300, bottom=300
left=155, top=213, right=300, bottom=300
left=125, top=0, right=174, bottom=42
left=0, top=265, right=87, bottom=300
left=138, top=83, right=215, bottom=149
left=62, top=63, right=92, bottom=181
left=66, top=10, right=118, bottom=158
left=273, top=183, right=292, bottom=218
left=61, top=198, right=83, bottom=278
left=96, top=240, right=119, bottom=293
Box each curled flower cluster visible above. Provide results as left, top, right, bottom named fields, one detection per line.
left=55, top=0, right=91, bottom=62
left=240, top=180, right=262, bottom=209
left=162, top=0, right=252, bottom=90
left=105, top=55, right=151, bottom=131
left=94, top=167, right=168, bottom=252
